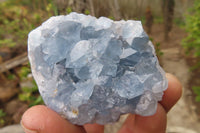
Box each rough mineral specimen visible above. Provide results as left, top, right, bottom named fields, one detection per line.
left=28, top=12, right=168, bottom=125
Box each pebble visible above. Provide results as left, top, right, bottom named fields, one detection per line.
left=0, top=124, right=24, bottom=133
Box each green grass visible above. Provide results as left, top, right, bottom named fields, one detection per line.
left=19, top=66, right=31, bottom=80
left=18, top=80, right=44, bottom=107
left=193, top=86, right=200, bottom=102
left=0, top=110, right=6, bottom=118
left=174, top=18, right=186, bottom=27
left=154, top=16, right=163, bottom=24
left=0, top=109, right=6, bottom=126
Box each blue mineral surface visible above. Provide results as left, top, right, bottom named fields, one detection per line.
left=28, top=12, right=168, bottom=125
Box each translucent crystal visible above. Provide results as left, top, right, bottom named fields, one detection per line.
left=28, top=12, right=168, bottom=125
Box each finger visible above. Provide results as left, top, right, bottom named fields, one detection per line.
left=21, top=105, right=86, bottom=133
left=84, top=123, right=104, bottom=133
left=118, top=103, right=167, bottom=133
left=160, top=73, right=182, bottom=112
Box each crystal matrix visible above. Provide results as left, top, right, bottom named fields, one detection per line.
left=28, top=12, right=168, bottom=125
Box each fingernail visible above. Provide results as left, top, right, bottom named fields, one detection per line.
left=20, top=120, right=38, bottom=133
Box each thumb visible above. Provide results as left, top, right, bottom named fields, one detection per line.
left=21, top=105, right=86, bottom=133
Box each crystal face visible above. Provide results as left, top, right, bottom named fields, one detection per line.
left=28, top=12, right=168, bottom=125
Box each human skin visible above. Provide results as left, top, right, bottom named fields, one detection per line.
left=21, top=73, right=182, bottom=133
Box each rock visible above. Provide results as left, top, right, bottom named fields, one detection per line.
left=13, top=104, right=28, bottom=123
left=0, top=124, right=24, bottom=133
left=19, top=78, right=34, bottom=89
left=5, top=100, right=28, bottom=123
left=28, top=12, right=167, bottom=125
left=5, top=100, right=22, bottom=115
left=0, top=85, right=18, bottom=102
left=0, top=48, right=11, bottom=62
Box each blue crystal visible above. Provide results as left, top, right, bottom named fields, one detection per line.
left=28, top=12, right=168, bottom=125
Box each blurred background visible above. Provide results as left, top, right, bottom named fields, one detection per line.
left=0, top=0, right=199, bottom=132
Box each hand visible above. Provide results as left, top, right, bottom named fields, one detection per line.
left=21, top=73, right=182, bottom=133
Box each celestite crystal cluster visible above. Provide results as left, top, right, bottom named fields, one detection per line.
left=28, top=12, right=168, bottom=125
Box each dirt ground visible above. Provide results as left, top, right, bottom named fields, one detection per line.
left=105, top=24, right=200, bottom=133
left=152, top=24, right=200, bottom=132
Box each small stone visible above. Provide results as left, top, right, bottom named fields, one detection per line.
left=5, top=100, right=28, bottom=123
left=0, top=124, right=24, bottom=133
left=28, top=12, right=168, bottom=125
left=13, top=104, right=28, bottom=123
left=0, top=83, right=18, bottom=102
